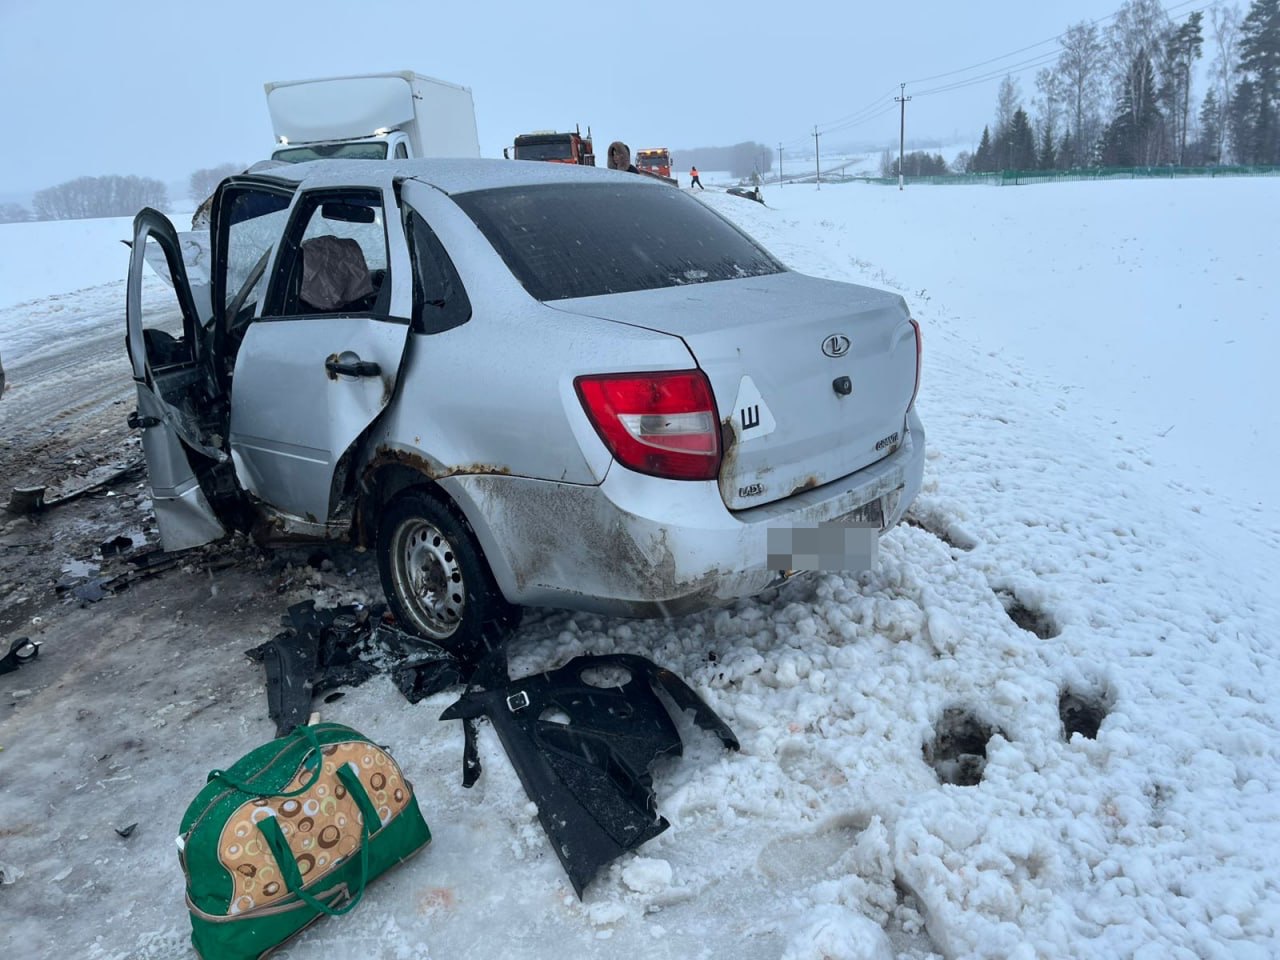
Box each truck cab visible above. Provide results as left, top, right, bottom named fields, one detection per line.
left=272, top=130, right=415, bottom=163
left=635, top=148, right=673, bottom=181
left=509, top=128, right=595, bottom=166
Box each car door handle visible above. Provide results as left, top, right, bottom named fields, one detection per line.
left=325, top=355, right=382, bottom=378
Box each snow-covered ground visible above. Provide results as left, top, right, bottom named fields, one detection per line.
left=1, top=175, right=1278, bottom=959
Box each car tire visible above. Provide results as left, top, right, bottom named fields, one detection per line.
left=377, top=489, right=519, bottom=656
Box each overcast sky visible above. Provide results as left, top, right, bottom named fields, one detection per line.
left=2, top=0, right=1155, bottom=195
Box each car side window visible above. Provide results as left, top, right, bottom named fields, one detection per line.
left=407, top=210, right=471, bottom=334
left=220, top=187, right=293, bottom=331
left=394, top=142, right=409, bottom=160
left=265, top=189, right=390, bottom=318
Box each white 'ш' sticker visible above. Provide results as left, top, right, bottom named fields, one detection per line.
left=730, top=376, right=777, bottom=442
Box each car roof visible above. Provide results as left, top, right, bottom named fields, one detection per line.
left=256, top=157, right=667, bottom=196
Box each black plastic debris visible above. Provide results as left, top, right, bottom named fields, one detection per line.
left=0, top=637, right=40, bottom=676
left=246, top=601, right=465, bottom=737
left=440, top=652, right=739, bottom=898
left=100, top=534, right=135, bottom=557
left=71, top=578, right=110, bottom=603
left=114, top=823, right=138, bottom=839
left=5, top=460, right=144, bottom=515
left=6, top=486, right=46, bottom=514
left=394, top=658, right=467, bottom=704
left=260, top=622, right=320, bottom=738
left=125, top=549, right=179, bottom=572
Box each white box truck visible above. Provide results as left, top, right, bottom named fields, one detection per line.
left=264, top=71, right=480, bottom=162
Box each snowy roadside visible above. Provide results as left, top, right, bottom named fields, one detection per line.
left=0, top=179, right=1276, bottom=960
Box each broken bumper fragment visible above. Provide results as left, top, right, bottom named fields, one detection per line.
left=441, top=652, right=738, bottom=897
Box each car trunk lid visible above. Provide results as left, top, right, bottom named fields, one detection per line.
left=549, top=272, right=917, bottom=510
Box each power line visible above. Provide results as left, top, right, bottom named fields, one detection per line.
left=903, top=0, right=1202, bottom=88
left=821, top=104, right=898, bottom=137
left=816, top=87, right=899, bottom=132
left=913, top=50, right=1062, bottom=99
left=912, top=1, right=1208, bottom=100
left=777, top=0, right=1207, bottom=157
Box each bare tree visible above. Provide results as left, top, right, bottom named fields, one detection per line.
left=994, top=75, right=1022, bottom=168
left=1109, top=0, right=1174, bottom=71
left=995, top=74, right=1021, bottom=133
left=1057, top=21, right=1107, bottom=165
left=1210, top=3, right=1243, bottom=161
left=878, top=148, right=895, bottom=177
left=188, top=163, right=245, bottom=206
left=1034, top=68, right=1067, bottom=160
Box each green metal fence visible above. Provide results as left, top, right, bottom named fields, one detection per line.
left=856, top=165, right=1280, bottom=188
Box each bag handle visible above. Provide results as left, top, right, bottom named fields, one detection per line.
left=255, top=763, right=379, bottom=917
left=207, top=724, right=326, bottom=799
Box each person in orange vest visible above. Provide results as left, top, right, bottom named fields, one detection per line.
left=689, top=165, right=704, bottom=190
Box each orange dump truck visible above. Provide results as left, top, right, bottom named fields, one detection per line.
left=636, top=148, right=678, bottom=185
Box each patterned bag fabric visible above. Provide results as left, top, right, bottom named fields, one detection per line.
left=178, top=722, right=430, bottom=960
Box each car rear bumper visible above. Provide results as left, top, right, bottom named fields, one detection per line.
left=445, top=408, right=925, bottom=619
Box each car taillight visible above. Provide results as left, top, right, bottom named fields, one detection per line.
left=908, top=318, right=922, bottom=411
left=575, top=370, right=721, bottom=481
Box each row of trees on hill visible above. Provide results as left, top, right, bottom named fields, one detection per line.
left=31, top=176, right=168, bottom=221
left=961, top=0, right=1280, bottom=173
left=0, top=162, right=247, bottom=223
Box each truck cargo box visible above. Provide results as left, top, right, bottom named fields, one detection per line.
left=264, top=71, right=480, bottom=158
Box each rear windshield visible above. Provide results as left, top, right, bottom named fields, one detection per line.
left=453, top=183, right=785, bottom=301
left=272, top=142, right=388, bottom=163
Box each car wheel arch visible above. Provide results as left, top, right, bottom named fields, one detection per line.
left=356, top=460, right=437, bottom=547
left=357, top=457, right=522, bottom=601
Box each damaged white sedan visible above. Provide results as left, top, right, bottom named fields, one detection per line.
left=127, top=159, right=924, bottom=652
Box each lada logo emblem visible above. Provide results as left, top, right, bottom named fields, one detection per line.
left=822, top=334, right=850, bottom=358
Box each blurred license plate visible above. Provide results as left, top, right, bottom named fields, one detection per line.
left=845, top=497, right=884, bottom=529
left=767, top=510, right=881, bottom=573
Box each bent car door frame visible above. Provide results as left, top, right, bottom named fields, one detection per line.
left=226, top=175, right=413, bottom=535
left=125, top=209, right=228, bottom=550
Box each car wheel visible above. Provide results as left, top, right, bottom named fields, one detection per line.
left=377, top=489, right=518, bottom=655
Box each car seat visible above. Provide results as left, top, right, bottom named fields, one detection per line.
left=298, top=235, right=376, bottom=313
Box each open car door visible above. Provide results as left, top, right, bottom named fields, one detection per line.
left=125, top=209, right=230, bottom=551
left=225, top=182, right=412, bottom=534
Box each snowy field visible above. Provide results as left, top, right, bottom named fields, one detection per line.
left=1, top=175, right=1278, bottom=959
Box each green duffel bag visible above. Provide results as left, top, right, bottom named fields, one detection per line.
left=178, top=722, right=431, bottom=959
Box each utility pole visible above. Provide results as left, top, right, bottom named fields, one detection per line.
left=778, top=142, right=783, bottom=185
left=895, top=83, right=912, bottom=191
left=813, top=126, right=821, bottom=189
